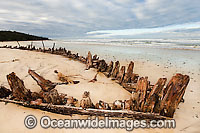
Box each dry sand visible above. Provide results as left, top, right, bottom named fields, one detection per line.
left=0, top=48, right=199, bottom=133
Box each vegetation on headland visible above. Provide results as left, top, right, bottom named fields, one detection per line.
left=0, top=31, right=49, bottom=41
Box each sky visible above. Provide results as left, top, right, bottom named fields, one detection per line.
left=0, top=0, right=200, bottom=39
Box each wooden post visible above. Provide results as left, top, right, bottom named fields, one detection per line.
left=6, top=72, right=32, bottom=101
left=123, top=61, right=134, bottom=83
left=159, top=74, right=190, bottom=117
left=17, top=41, right=20, bottom=47
left=42, top=40, right=45, bottom=52
left=30, top=41, right=33, bottom=49
left=111, top=61, right=120, bottom=78
left=116, top=66, right=125, bottom=83
left=86, top=51, right=93, bottom=70
left=52, top=43, right=56, bottom=53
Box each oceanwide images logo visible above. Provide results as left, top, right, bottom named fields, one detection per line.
left=24, top=115, right=176, bottom=131
left=24, top=115, right=37, bottom=129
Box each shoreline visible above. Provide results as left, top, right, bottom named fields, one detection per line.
left=1, top=40, right=200, bottom=51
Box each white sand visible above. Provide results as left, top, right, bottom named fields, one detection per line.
left=0, top=47, right=199, bottom=132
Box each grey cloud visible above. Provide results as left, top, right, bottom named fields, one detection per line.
left=0, top=0, right=200, bottom=38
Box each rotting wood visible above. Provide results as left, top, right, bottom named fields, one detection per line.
left=42, top=40, right=45, bottom=52
left=28, top=69, right=56, bottom=92
left=0, top=98, right=170, bottom=120
left=86, top=51, right=93, bottom=70
left=17, top=41, right=20, bottom=47
left=103, top=61, right=113, bottom=77
left=123, top=61, right=134, bottom=83
left=0, top=86, right=11, bottom=98
left=54, top=70, right=80, bottom=84
left=159, top=74, right=190, bottom=117
left=95, top=100, right=111, bottom=110
left=111, top=61, right=120, bottom=78
left=134, top=77, right=148, bottom=111
left=89, top=72, right=98, bottom=83
left=51, top=43, right=56, bottom=54
left=116, top=66, right=125, bottom=83
left=80, top=91, right=95, bottom=109
left=97, top=60, right=107, bottom=72
left=6, top=72, right=32, bottom=101
left=143, top=78, right=167, bottom=113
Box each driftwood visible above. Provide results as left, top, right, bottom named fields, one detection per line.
left=0, top=86, right=11, bottom=98
left=122, top=83, right=137, bottom=92
left=54, top=70, right=80, bottom=84
left=103, top=61, right=113, bottom=77
left=159, top=74, right=190, bottom=117
left=111, top=61, right=120, bottom=78
left=6, top=72, right=32, bottom=101
left=97, top=60, right=107, bottom=72
left=143, top=78, right=167, bottom=113
left=80, top=91, right=94, bottom=109
left=39, top=89, right=63, bottom=105
left=0, top=98, right=170, bottom=120
left=89, top=73, right=98, bottom=83
left=86, top=51, right=92, bottom=70
left=17, top=41, right=20, bottom=47
left=28, top=69, right=56, bottom=92
left=42, top=41, right=45, bottom=52
left=116, top=66, right=125, bottom=83
left=78, top=56, right=86, bottom=63
left=51, top=43, right=56, bottom=53
left=123, top=61, right=134, bottom=83
left=131, top=73, right=139, bottom=83
left=95, top=100, right=111, bottom=110
left=134, top=77, right=148, bottom=111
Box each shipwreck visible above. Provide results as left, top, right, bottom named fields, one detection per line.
left=0, top=44, right=190, bottom=120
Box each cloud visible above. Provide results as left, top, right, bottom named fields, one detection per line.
left=0, top=0, right=200, bottom=38
left=87, top=22, right=200, bottom=37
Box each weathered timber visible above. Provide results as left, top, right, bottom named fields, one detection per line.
left=0, top=98, right=170, bottom=120
left=116, top=66, right=125, bottom=83
left=28, top=69, right=56, bottom=92
left=159, top=74, right=190, bottom=117
left=124, top=98, right=134, bottom=110
left=39, top=89, right=63, bottom=105
left=95, top=100, right=111, bottom=110
left=86, top=51, right=93, bottom=70
left=42, top=40, right=45, bottom=52
left=134, top=77, right=148, bottom=111
left=89, top=73, right=98, bottom=83
left=92, top=54, right=99, bottom=60
left=17, top=41, right=20, bottom=47
left=0, top=86, right=11, bottom=98
left=6, top=72, right=32, bottom=101
left=131, top=73, right=139, bottom=83
left=143, top=78, right=167, bottom=113
left=111, top=61, right=120, bottom=78
left=51, top=43, right=56, bottom=53
left=80, top=91, right=94, bottom=109
left=123, top=61, right=134, bottom=83
left=122, top=83, right=137, bottom=93
left=54, top=70, right=80, bottom=84
left=97, top=60, right=107, bottom=72
left=78, top=56, right=86, bottom=63
left=103, top=61, right=113, bottom=77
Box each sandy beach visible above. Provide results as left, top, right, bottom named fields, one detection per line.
left=0, top=41, right=200, bottom=132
